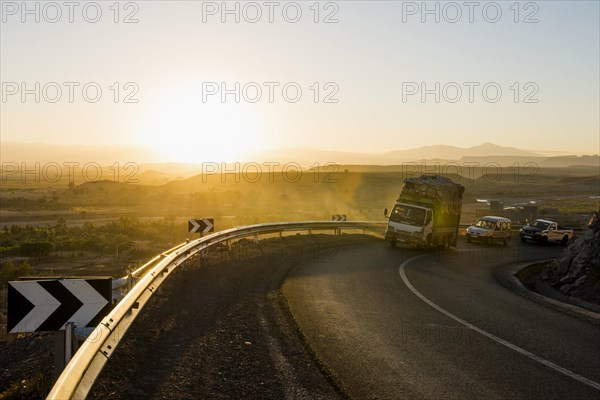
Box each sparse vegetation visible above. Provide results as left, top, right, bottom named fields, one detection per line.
left=0, top=260, right=33, bottom=285
left=0, top=217, right=185, bottom=281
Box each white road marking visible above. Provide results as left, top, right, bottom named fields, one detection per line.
left=399, top=255, right=600, bottom=391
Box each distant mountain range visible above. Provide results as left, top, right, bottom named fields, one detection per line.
left=1, top=142, right=598, bottom=174
left=245, top=143, right=546, bottom=165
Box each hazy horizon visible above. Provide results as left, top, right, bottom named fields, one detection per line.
left=1, top=140, right=599, bottom=168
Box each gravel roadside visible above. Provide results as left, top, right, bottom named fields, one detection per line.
left=1, top=234, right=373, bottom=399
left=88, top=234, right=356, bottom=400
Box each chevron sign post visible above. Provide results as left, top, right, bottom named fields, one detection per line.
left=332, top=214, right=347, bottom=221
left=188, top=218, right=215, bottom=234
left=7, top=278, right=112, bottom=333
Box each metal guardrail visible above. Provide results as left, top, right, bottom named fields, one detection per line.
left=47, top=220, right=386, bottom=400
left=111, top=241, right=188, bottom=302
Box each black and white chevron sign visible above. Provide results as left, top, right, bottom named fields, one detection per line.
left=332, top=214, right=347, bottom=221
left=7, top=278, right=112, bottom=333
left=188, top=218, right=214, bottom=233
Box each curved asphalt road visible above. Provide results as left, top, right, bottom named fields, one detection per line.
left=283, top=236, right=600, bottom=400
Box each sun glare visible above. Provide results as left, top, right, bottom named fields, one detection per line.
left=140, top=86, right=264, bottom=163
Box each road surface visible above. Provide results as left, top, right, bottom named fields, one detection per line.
left=283, top=236, right=600, bottom=399
left=88, top=234, right=599, bottom=399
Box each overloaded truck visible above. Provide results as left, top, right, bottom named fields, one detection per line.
left=384, top=175, right=465, bottom=249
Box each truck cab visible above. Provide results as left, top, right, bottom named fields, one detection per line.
left=385, top=203, right=433, bottom=247
left=546, top=222, right=562, bottom=242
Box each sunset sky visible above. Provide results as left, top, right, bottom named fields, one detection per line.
left=1, top=1, right=599, bottom=162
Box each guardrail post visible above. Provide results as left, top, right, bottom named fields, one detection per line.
left=201, top=248, right=207, bottom=266
left=127, top=273, right=133, bottom=292
left=54, top=322, right=77, bottom=382
left=65, top=322, right=75, bottom=365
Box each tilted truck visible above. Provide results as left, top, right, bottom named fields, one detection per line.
left=384, top=175, right=465, bottom=249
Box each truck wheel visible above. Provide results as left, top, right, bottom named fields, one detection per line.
left=466, top=236, right=472, bottom=243
left=520, top=237, right=527, bottom=243
left=561, top=236, right=568, bottom=246
left=390, top=240, right=397, bottom=247
left=438, top=237, right=449, bottom=250
left=542, top=236, right=548, bottom=244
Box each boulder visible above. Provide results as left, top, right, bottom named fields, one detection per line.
left=540, top=208, right=600, bottom=304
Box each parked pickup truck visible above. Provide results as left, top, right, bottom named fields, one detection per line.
left=520, top=219, right=573, bottom=245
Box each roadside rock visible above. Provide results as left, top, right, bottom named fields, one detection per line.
left=539, top=209, right=600, bottom=305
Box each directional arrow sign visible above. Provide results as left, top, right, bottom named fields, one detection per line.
left=332, top=214, right=347, bottom=221
left=7, top=278, right=112, bottom=333
left=188, top=218, right=215, bottom=233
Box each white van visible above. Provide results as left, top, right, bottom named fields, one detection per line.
left=466, top=216, right=512, bottom=245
